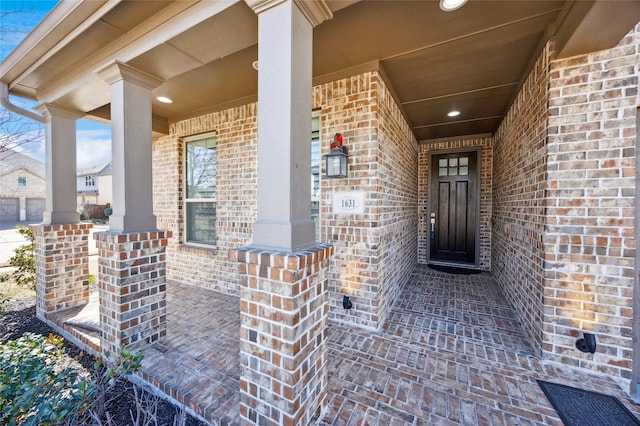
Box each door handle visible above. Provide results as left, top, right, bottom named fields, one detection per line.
left=430, top=213, right=436, bottom=240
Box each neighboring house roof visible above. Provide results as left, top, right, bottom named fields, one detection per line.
left=0, top=149, right=45, bottom=178
left=77, top=162, right=112, bottom=177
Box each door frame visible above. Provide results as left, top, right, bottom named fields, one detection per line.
left=427, top=147, right=481, bottom=267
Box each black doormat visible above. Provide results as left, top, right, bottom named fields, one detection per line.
left=428, top=264, right=481, bottom=275
left=537, top=380, right=640, bottom=426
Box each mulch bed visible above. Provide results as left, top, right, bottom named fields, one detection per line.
left=0, top=297, right=207, bottom=426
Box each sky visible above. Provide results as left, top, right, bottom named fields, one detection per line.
left=1, top=0, right=112, bottom=171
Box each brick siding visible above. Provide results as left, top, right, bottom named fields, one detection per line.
left=232, top=244, right=333, bottom=426
left=95, top=230, right=171, bottom=356
left=374, top=76, right=419, bottom=328
left=491, top=24, right=640, bottom=386
left=491, top=44, right=551, bottom=356
left=0, top=169, right=45, bottom=199
left=155, top=104, right=258, bottom=295
left=317, top=73, right=418, bottom=329
left=157, top=71, right=418, bottom=330
left=31, top=223, right=92, bottom=317
left=544, top=25, right=639, bottom=382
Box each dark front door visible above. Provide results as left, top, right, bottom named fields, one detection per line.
left=429, top=151, right=477, bottom=264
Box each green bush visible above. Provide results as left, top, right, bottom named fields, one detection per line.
left=0, top=333, right=144, bottom=425
left=0, top=333, right=89, bottom=425
left=0, top=225, right=35, bottom=290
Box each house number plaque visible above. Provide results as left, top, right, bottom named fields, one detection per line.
left=333, top=191, right=364, bottom=214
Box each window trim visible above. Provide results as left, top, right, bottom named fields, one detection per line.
left=183, top=131, right=218, bottom=249
left=311, top=112, right=321, bottom=242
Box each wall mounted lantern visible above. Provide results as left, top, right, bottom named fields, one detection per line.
left=324, top=133, right=348, bottom=178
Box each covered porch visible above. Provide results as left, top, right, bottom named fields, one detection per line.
left=50, top=266, right=640, bottom=425
left=3, top=1, right=640, bottom=424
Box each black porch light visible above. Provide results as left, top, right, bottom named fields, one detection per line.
left=324, top=133, right=348, bottom=178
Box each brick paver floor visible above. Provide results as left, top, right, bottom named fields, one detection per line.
left=319, top=267, right=640, bottom=425
left=59, top=266, right=640, bottom=424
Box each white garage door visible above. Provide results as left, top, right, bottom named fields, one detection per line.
left=26, top=198, right=45, bottom=221
left=0, top=198, right=19, bottom=222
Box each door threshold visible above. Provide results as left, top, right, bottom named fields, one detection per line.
left=428, top=260, right=479, bottom=270
left=427, top=262, right=482, bottom=275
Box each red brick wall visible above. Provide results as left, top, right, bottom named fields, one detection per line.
left=544, top=25, right=639, bottom=382
left=317, top=72, right=418, bottom=329
left=154, top=71, right=418, bottom=330
left=492, top=24, right=640, bottom=385
left=375, top=76, right=419, bottom=327
left=491, top=44, right=551, bottom=356
left=154, top=104, right=258, bottom=295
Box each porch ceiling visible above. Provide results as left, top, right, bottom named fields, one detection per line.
left=2, top=0, right=639, bottom=142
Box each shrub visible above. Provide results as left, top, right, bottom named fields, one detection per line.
left=81, top=347, right=143, bottom=422
left=0, top=333, right=145, bottom=426
left=0, top=333, right=89, bottom=425
left=0, top=225, right=35, bottom=290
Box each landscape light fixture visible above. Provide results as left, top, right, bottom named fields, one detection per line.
left=324, top=133, right=349, bottom=178
left=343, top=295, right=353, bottom=310
left=576, top=332, right=596, bottom=353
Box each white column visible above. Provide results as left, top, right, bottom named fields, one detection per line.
left=98, top=62, right=162, bottom=232
left=247, top=0, right=331, bottom=251
left=35, top=104, right=82, bottom=224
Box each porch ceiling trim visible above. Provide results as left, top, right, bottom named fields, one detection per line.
left=1, top=0, right=114, bottom=88
left=245, top=0, right=333, bottom=27
left=9, top=0, right=242, bottom=105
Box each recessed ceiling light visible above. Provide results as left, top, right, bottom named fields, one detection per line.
left=440, top=0, right=468, bottom=12
left=156, top=96, right=173, bottom=104
left=447, top=110, right=461, bottom=117
left=252, top=61, right=259, bottom=71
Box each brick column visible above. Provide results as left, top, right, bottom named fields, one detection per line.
left=231, top=244, right=333, bottom=426
left=31, top=223, right=92, bottom=320
left=95, top=230, right=171, bottom=356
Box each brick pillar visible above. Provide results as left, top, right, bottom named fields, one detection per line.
left=31, top=223, right=92, bottom=319
left=231, top=244, right=333, bottom=426
left=95, top=230, right=171, bottom=356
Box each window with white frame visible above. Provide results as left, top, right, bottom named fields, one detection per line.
left=185, top=134, right=217, bottom=246
left=17, top=176, right=26, bottom=188
left=311, top=115, right=321, bottom=241
left=85, top=176, right=95, bottom=187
